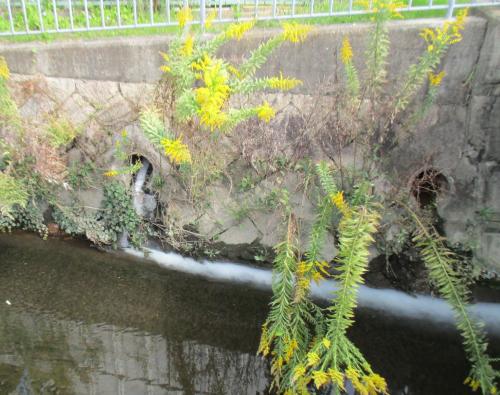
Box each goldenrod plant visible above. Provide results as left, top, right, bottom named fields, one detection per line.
left=259, top=162, right=387, bottom=395
left=393, top=9, right=467, bottom=117
left=408, top=207, right=499, bottom=395
left=137, top=12, right=312, bottom=200
left=158, top=12, right=311, bottom=134
left=260, top=6, right=498, bottom=393
left=326, top=3, right=467, bottom=190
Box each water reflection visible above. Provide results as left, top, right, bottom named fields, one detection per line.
left=0, top=233, right=498, bottom=395
left=0, top=233, right=269, bottom=395
left=0, top=306, right=267, bottom=394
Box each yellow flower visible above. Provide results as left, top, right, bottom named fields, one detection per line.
left=177, top=6, right=193, bottom=28
left=346, top=367, right=360, bottom=381
left=307, top=351, right=320, bottom=367
left=225, top=21, right=255, bottom=40
left=258, top=324, right=271, bottom=356
left=363, top=373, right=388, bottom=395
left=194, top=56, right=231, bottom=131
left=160, top=137, right=192, bottom=164
left=328, top=369, right=345, bottom=390
left=312, top=271, right=323, bottom=283
left=491, top=386, right=497, bottom=395
left=160, top=65, right=171, bottom=73
left=282, top=22, right=313, bottom=43
left=312, top=370, right=329, bottom=388
left=121, top=130, right=128, bottom=138
left=292, top=364, right=306, bottom=382
left=331, top=191, right=350, bottom=216
left=257, top=101, right=276, bottom=123
left=419, top=9, right=467, bottom=52
left=181, top=34, right=194, bottom=56
left=104, top=170, right=119, bottom=177
left=429, top=71, right=445, bottom=86
left=267, top=72, right=303, bottom=90
left=0, top=56, right=10, bottom=80
left=285, top=338, right=298, bottom=361
left=341, top=36, right=353, bottom=64
left=227, top=65, right=242, bottom=79
left=296, top=261, right=310, bottom=275
left=322, top=338, right=331, bottom=349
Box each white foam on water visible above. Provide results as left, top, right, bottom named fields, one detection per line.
left=124, top=247, right=500, bottom=332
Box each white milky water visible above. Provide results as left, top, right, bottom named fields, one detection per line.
left=124, top=247, right=500, bottom=332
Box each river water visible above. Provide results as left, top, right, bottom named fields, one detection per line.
left=0, top=233, right=498, bottom=395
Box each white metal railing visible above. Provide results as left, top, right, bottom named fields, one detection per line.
left=0, top=0, right=498, bottom=36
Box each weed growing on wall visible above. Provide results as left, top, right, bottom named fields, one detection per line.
left=132, top=12, right=312, bottom=201
left=258, top=4, right=499, bottom=395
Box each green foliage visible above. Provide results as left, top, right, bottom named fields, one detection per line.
left=46, top=117, right=79, bottom=148
left=0, top=172, right=28, bottom=217
left=364, top=0, right=393, bottom=94
left=238, top=175, right=256, bottom=192
left=52, top=205, right=113, bottom=245
left=0, top=200, right=48, bottom=238
left=139, top=108, right=173, bottom=147
left=67, top=161, right=95, bottom=189
left=101, top=181, right=142, bottom=244
left=410, top=211, right=499, bottom=395
left=0, top=57, right=21, bottom=130
left=260, top=164, right=387, bottom=394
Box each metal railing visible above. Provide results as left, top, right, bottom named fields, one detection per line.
left=0, top=0, right=498, bottom=36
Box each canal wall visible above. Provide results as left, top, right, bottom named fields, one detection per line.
left=1, top=10, right=499, bottom=283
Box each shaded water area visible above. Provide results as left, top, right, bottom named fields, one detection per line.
left=0, top=233, right=499, bottom=395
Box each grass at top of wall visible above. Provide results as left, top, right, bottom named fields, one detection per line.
left=0, top=5, right=492, bottom=43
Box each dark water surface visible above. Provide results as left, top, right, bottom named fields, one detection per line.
left=0, top=233, right=498, bottom=395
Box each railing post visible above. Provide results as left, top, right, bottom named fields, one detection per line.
left=200, top=0, right=206, bottom=32
left=446, top=0, right=455, bottom=18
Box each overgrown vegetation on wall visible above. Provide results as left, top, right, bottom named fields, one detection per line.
left=0, top=4, right=498, bottom=394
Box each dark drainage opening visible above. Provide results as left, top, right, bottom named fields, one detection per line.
left=130, top=154, right=153, bottom=189
left=411, top=168, right=450, bottom=209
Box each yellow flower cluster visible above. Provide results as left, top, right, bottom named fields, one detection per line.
left=429, top=71, right=445, bottom=86
left=227, top=65, right=242, bottom=79
left=420, top=9, right=467, bottom=52
left=193, top=55, right=231, bottom=130
left=307, top=351, right=320, bottom=367
left=160, top=137, right=192, bottom=164
left=177, top=6, right=193, bottom=29
left=267, top=72, right=303, bottom=90
left=331, top=191, right=350, bottom=217
left=341, top=36, right=353, bottom=65
left=225, top=21, right=255, bottom=40
left=345, top=368, right=388, bottom=395
left=313, top=370, right=329, bottom=388
left=256, top=101, right=276, bottom=123
left=103, top=170, right=119, bottom=177
left=292, top=364, right=306, bottom=381
left=258, top=324, right=270, bottom=356
left=159, top=51, right=171, bottom=73
left=181, top=35, right=194, bottom=57
left=328, top=369, right=345, bottom=390
left=284, top=338, right=298, bottom=362
left=282, top=22, right=313, bottom=43
left=0, top=57, right=10, bottom=80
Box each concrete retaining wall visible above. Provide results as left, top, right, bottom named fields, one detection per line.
left=1, top=11, right=499, bottom=279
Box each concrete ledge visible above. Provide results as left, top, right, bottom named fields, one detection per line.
left=0, top=17, right=487, bottom=86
